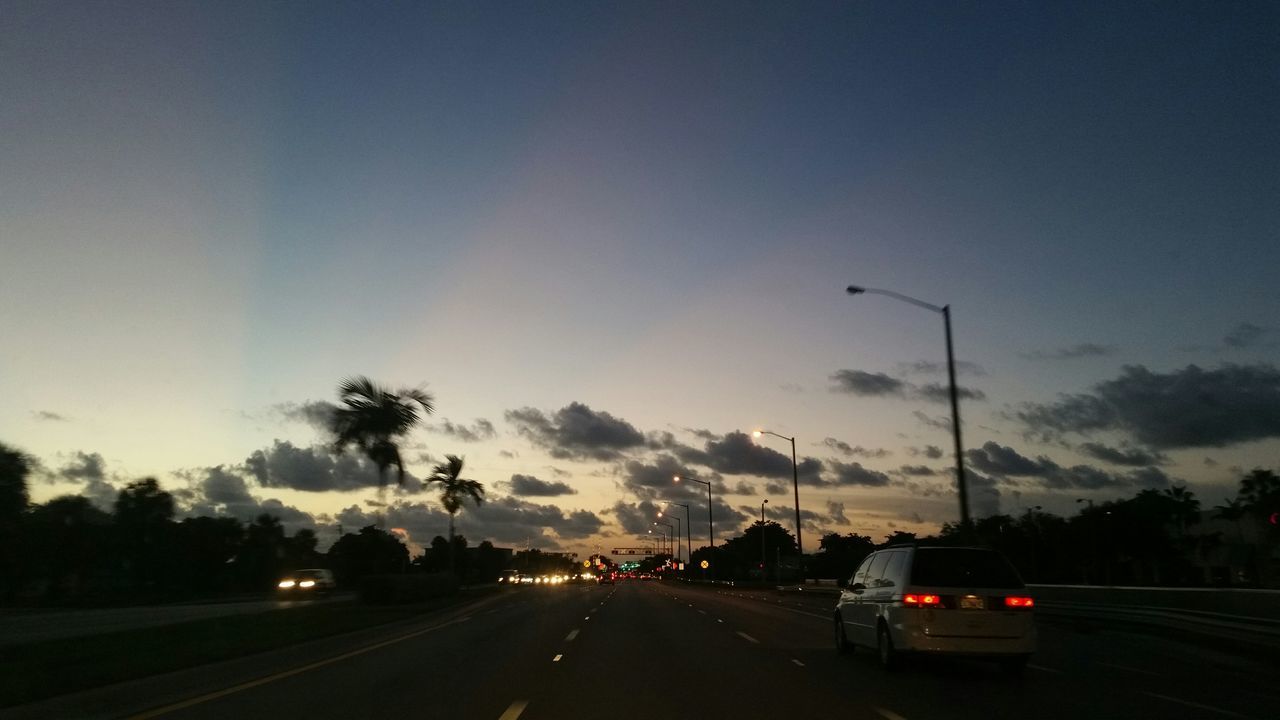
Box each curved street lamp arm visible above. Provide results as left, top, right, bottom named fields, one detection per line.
left=847, top=286, right=944, bottom=314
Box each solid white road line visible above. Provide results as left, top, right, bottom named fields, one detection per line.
left=874, top=708, right=908, bottom=720
left=565, top=629, right=579, bottom=642
left=1143, top=692, right=1249, bottom=718
left=499, top=700, right=529, bottom=720
left=736, top=631, right=760, bottom=644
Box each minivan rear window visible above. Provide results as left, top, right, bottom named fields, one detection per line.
left=909, top=548, right=1024, bottom=589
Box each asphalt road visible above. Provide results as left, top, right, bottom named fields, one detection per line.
left=5, top=581, right=1277, bottom=720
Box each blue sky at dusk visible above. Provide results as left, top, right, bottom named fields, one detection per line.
left=3, top=1, right=1277, bottom=555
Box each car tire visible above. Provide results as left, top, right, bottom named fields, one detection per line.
left=834, top=616, right=852, bottom=655
left=877, top=623, right=898, bottom=671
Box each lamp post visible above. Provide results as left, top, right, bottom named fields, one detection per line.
left=760, top=499, right=769, bottom=582
left=752, top=430, right=803, bottom=564
left=660, top=500, right=691, bottom=568
left=846, top=285, right=972, bottom=530
left=658, top=511, right=683, bottom=565
left=673, top=475, right=714, bottom=550
left=653, top=522, right=673, bottom=559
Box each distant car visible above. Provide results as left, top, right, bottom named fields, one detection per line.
left=834, top=546, right=1036, bottom=672
left=597, top=573, right=615, bottom=585
left=498, top=569, right=519, bottom=586
left=277, top=568, right=336, bottom=595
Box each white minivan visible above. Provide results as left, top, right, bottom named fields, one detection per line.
left=834, top=545, right=1036, bottom=672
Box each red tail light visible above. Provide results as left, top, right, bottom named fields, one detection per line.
left=903, top=593, right=942, bottom=606
left=1004, top=596, right=1035, bottom=608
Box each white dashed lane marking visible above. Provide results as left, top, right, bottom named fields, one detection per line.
left=736, top=631, right=760, bottom=644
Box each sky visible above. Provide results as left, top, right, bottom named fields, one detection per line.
left=3, top=1, right=1278, bottom=557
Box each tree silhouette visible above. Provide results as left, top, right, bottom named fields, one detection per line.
left=329, top=376, right=434, bottom=514
left=0, top=443, right=31, bottom=602
left=427, top=455, right=485, bottom=575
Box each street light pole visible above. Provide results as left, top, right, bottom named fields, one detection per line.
left=661, top=500, right=691, bottom=569
left=673, top=475, right=714, bottom=550
left=659, top=512, right=683, bottom=564
left=761, top=498, right=769, bottom=582
left=654, top=521, right=673, bottom=559
left=846, top=285, right=972, bottom=530
left=753, top=430, right=804, bottom=566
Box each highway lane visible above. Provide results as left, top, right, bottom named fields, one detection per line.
left=4, top=581, right=1276, bottom=720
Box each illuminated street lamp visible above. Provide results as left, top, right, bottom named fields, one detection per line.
left=752, top=429, right=803, bottom=561
left=673, top=475, right=714, bottom=550
left=846, top=285, right=972, bottom=530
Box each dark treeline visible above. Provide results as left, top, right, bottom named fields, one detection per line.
left=0, top=442, right=512, bottom=606
left=693, top=469, right=1280, bottom=588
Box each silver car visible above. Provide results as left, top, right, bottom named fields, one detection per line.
left=834, top=546, right=1036, bottom=672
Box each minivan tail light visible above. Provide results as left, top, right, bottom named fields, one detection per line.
left=1004, top=596, right=1034, bottom=608
left=903, top=593, right=942, bottom=607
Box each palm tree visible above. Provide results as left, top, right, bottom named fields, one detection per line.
left=329, top=376, right=434, bottom=518
left=427, top=455, right=485, bottom=575
left=1215, top=498, right=1247, bottom=545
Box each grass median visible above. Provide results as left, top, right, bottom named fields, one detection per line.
left=1, top=592, right=487, bottom=709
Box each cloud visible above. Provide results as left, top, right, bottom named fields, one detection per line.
left=909, top=445, right=945, bottom=459
left=56, top=451, right=117, bottom=510
left=245, top=440, right=422, bottom=493
left=1077, top=442, right=1167, bottom=467
left=1016, top=364, right=1280, bottom=448
left=498, top=450, right=517, bottom=459
left=966, top=442, right=1050, bottom=476
left=1224, top=322, right=1270, bottom=348
left=429, top=418, right=497, bottom=443
left=335, top=496, right=606, bottom=548
left=830, top=370, right=906, bottom=396
left=31, top=410, right=69, bottom=422
left=176, top=466, right=316, bottom=533
left=912, top=410, right=952, bottom=431
left=825, top=461, right=893, bottom=487
left=623, top=454, right=706, bottom=492
left=1021, top=343, right=1117, bottom=360
left=831, top=370, right=984, bottom=404
left=272, top=400, right=337, bottom=430
left=822, top=437, right=890, bottom=459
left=897, top=465, right=937, bottom=476
left=504, top=473, right=578, bottom=497
left=914, top=383, right=987, bottom=403
left=679, top=431, right=828, bottom=483
left=898, top=360, right=986, bottom=377
left=505, top=402, right=645, bottom=461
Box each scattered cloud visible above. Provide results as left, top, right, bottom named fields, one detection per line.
left=912, top=411, right=951, bottom=432
left=245, top=440, right=422, bottom=493
left=1016, top=364, right=1280, bottom=448
left=428, top=418, right=497, bottom=443
left=272, top=400, right=337, bottom=430
left=908, top=445, right=945, bottom=459
left=825, top=461, right=893, bottom=487
left=176, top=465, right=316, bottom=533
left=504, top=473, right=578, bottom=497
left=31, top=410, right=69, bottom=422
left=830, top=370, right=906, bottom=396
left=914, top=382, right=987, bottom=403
left=966, top=441, right=1175, bottom=491
left=505, top=402, right=645, bottom=461
left=1223, top=322, right=1270, bottom=349
left=55, top=451, right=117, bottom=510
left=1076, top=442, right=1167, bottom=467
left=333, top=496, right=605, bottom=548
left=897, top=360, right=985, bottom=376
left=822, top=438, right=890, bottom=459
left=1021, top=343, right=1117, bottom=360
left=897, top=465, right=938, bottom=476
